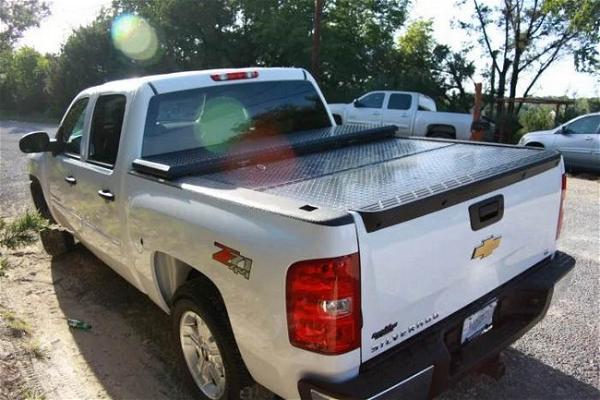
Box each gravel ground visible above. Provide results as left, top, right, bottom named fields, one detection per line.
left=1, top=120, right=599, bottom=399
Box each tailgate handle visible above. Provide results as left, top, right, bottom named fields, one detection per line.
left=469, top=195, right=504, bottom=231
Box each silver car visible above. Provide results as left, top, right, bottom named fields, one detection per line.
left=519, top=112, right=600, bottom=172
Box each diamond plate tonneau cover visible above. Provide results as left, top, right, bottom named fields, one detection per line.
left=206, top=138, right=450, bottom=190
left=203, top=138, right=560, bottom=222
left=132, top=124, right=397, bottom=179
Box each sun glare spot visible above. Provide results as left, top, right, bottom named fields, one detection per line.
left=111, top=14, right=159, bottom=62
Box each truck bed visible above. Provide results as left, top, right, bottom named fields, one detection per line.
left=132, top=124, right=561, bottom=231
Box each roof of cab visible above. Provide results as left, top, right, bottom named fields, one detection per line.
left=79, top=67, right=308, bottom=96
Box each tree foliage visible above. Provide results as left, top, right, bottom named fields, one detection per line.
left=0, top=0, right=49, bottom=51
left=461, top=0, right=600, bottom=140
left=0, top=46, right=50, bottom=113
left=2, top=0, right=596, bottom=125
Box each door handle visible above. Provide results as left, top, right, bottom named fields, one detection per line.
left=372, top=112, right=382, bottom=116
left=64, top=176, right=77, bottom=185
left=97, top=189, right=115, bottom=201
left=585, top=137, right=593, bottom=141
left=469, top=195, right=504, bottom=231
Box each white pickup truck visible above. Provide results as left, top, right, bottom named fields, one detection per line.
left=328, top=91, right=477, bottom=139
left=20, top=67, right=574, bottom=400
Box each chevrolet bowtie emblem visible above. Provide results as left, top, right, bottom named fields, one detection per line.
left=472, top=236, right=502, bottom=259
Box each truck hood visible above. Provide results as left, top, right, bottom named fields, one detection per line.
left=328, top=103, right=349, bottom=114
left=524, top=129, right=556, bottom=137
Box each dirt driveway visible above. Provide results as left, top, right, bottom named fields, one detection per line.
left=1, top=120, right=599, bottom=399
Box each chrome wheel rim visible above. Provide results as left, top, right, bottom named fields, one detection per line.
left=180, top=311, right=226, bottom=399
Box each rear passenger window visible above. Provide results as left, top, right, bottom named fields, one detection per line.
left=388, top=94, right=412, bottom=110
left=88, top=95, right=126, bottom=168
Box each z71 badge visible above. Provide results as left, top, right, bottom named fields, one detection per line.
left=212, top=242, right=253, bottom=279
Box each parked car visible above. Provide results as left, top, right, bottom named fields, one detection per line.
left=20, top=67, right=574, bottom=400
left=519, top=112, right=600, bottom=172
left=328, top=91, right=479, bottom=139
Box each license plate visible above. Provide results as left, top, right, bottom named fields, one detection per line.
left=461, top=300, right=497, bottom=344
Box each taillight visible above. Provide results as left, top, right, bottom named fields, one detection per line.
left=556, top=173, right=567, bottom=239
left=286, top=253, right=360, bottom=355
left=210, top=71, right=259, bottom=81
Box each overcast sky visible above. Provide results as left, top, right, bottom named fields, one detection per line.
left=18, top=0, right=600, bottom=98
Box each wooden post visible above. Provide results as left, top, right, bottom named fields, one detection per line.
left=470, top=82, right=484, bottom=141
left=311, top=0, right=323, bottom=83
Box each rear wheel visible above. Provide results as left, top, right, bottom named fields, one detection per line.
left=30, top=178, right=75, bottom=257
left=39, top=229, right=75, bottom=257
left=172, top=279, right=257, bottom=400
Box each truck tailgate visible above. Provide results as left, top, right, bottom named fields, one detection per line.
left=201, top=136, right=562, bottom=362
left=354, top=163, right=562, bottom=361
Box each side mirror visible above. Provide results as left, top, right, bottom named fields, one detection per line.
left=557, top=126, right=568, bottom=135
left=19, top=131, right=54, bottom=153
left=353, top=99, right=362, bottom=108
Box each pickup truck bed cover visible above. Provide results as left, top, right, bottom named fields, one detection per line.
left=132, top=124, right=560, bottom=231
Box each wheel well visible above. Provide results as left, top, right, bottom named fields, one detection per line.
left=426, top=124, right=456, bottom=139
left=332, top=114, right=343, bottom=125
left=153, top=252, right=223, bottom=309
left=29, top=174, right=53, bottom=221
left=525, top=142, right=545, bottom=148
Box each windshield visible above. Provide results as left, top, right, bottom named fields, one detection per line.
left=142, top=80, right=331, bottom=156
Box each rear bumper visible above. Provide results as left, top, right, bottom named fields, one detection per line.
left=298, top=251, right=575, bottom=400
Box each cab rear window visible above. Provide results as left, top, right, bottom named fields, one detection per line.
left=142, top=80, right=331, bottom=156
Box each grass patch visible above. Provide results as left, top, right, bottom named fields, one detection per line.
left=0, top=211, right=49, bottom=251
left=24, top=339, right=48, bottom=360
left=0, top=257, right=9, bottom=277
left=19, top=385, right=46, bottom=400
left=0, top=310, right=31, bottom=337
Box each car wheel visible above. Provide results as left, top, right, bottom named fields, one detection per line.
left=39, top=229, right=75, bottom=257
left=172, top=279, right=258, bottom=400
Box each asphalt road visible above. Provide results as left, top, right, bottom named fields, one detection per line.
left=1, top=120, right=599, bottom=399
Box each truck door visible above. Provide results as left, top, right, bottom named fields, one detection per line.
left=75, top=94, right=131, bottom=278
left=346, top=92, right=385, bottom=124
left=555, top=115, right=600, bottom=168
left=383, top=93, right=414, bottom=135
left=46, top=97, right=91, bottom=231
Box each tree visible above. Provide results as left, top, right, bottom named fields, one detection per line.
left=461, top=0, right=600, bottom=140
left=114, top=0, right=242, bottom=69
left=372, top=20, right=475, bottom=112
left=311, top=0, right=324, bottom=82
left=0, top=47, right=50, bottom=114
left=8, top=46, right=49, bottom=112
left=113, top=0, right=410, bottom=102
left=0, top=0, right=50, bottom=51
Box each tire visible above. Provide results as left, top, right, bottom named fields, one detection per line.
left=39, top=228, right=75, bottom=257
left=30, top=178, right=75, bottom=257
left=172, top=279, right=257, bottom=400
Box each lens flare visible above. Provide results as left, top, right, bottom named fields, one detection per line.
left=111, top=14, right=159, bottom=62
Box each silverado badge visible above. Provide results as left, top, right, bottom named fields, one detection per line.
left=472, top=236, right=502, bottom=260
